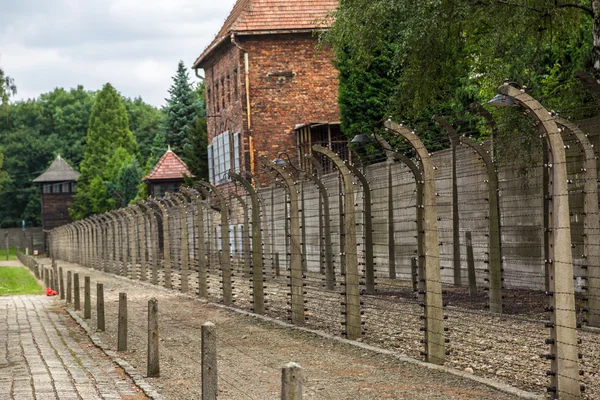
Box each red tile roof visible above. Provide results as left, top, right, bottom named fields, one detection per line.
left=143, top=149, right=193, bottom=181
left=193, top=0, right=338, bottom=68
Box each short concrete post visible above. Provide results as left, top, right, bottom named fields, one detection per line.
left=281, top=362, right=302, bottom=400
left=74, top=273, right=80, bottom=311
left=84, top=276, right=91, bottom=319
left=97, top=283, right=105, bottom=332
left=466, top=231, right=477, bottom=297
left=202, top=322, right=217, bottom=400
left=59, top=267, right=64, bottom=300
left=66, top=271, right=72, bottom=304
left=147, top=298, right=159, bottom=377
left=118, top=293, right=127, bottom=351
left=275, top=252, right=280, bottom=277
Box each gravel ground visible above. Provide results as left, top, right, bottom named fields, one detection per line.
left=45, top=259, right=532, bottom=400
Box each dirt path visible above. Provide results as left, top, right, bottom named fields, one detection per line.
left=44, top=258, right=536, bottom=400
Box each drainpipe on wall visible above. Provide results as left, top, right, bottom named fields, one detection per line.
left=231, top=33, right=254, bottom=175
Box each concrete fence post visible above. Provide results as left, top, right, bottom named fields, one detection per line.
left=230, top=171, right=265, bottom=314
left=436, top=116, right=503, bottom=313
left=434, top=117, right=462, bottom=287
left=118, top=292, right=128, bottom=352
left=498, top=85, right=580, bottom=399
left=385, top=120, right=445, bottom=364
left=172, top=194, right=190, bottom=293
left=313, top=145, right=361, bottom=339
left=281, top=362, right=302, bottom=400
left=201, top=321, right=218, bottom=400
left=74, top=273, right=80, bottom=311
left=304, top=154, right=335, bottom=289
left=66, top=271, right=72, bottom=304
left=147, top=298, right=159, bottom=377
left=555, top=116, right=600, bottom=328
left=267, top=162, right=305, bottom=326
left=199, top=181, right=232, bottom=306
left=466, top=231, right=477, bottom=297
left=183, top=187, right=209, bottom=298
left=84, top=276, right=91, bottom=319
left=97, top=283, right=105, bottom=332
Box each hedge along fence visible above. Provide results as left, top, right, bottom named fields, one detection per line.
left=48, top=89, right=600, bottom=399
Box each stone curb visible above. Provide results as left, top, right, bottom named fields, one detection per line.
left=99, top=269, right=544, bottom=400
left=67, top=308, right=162, bottom=400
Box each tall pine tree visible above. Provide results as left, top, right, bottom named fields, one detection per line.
left=70, top=83, right=138, bottom=219
left=183, top=81, right=208, bottom=180
left=164, top=61, right=197, bottom=155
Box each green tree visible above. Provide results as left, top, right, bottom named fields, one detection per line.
left=182, top=82, right=208, bottom=180
left=123, top=96, right=164, bottom=162
left=71, top=83, right=138, bottom=219
left=326, top=0, right=596, bottom=152
left=164, top=61, right=197, bottom=154
left=0, top=65, right=17, bottom=117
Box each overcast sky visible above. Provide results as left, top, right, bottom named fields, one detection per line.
left=0, top=0, right=237, bottom=108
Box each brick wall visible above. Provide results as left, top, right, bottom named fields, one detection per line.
left=203, top=32, right=340, bottom=187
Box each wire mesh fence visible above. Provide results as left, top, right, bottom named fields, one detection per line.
left=47, top=101, right=600, bottom=399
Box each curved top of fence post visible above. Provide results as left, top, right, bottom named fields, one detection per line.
left=262, top=158, right=297, bottom=195
left=383, top=120, right=433, bottom=169
left=259, top=164, right=287, bottom=190
left=372, top=134, right=423, bottom=181
left=312, top=145, right=350, bottom=177
left=196, top=180, right=228, bottom=214
left=433, top=115, right=460, bottom=146
left=554, top=116, right=596, bottom=163
left=304, top=154, right=324, bottom=177
left=146, top=198, right=169, bottom=218
left=469, top=102, right=498, bottom=132
left=229, top=170, right=259, bottom=206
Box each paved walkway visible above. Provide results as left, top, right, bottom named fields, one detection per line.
left=0, top=294, right=147, bottom=400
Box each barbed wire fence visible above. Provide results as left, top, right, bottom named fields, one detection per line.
left=47, top=88, right=600, bottom=400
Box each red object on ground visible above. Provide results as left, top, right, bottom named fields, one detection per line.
left=45, top=287, right=57, bottom=296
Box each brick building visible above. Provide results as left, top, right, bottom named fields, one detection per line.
left=192, top=0, right=341, bottom=186
left=33, top=155, right=80, bottom=232
left=143, top=147, right=193, bottom=197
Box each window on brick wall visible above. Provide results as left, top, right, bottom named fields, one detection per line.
left=207, top=131, right=241, bottom=185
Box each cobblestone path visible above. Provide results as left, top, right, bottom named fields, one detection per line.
left=0, top=295, right=147, bottom=400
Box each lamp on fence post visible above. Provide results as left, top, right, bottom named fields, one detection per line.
left=382, top=120, right=446, bottom=365
left=265, top=158, right=305, bottom=326
left=489, top=83, right=580, bottom=399
left=229, top=170, right=265, bottom=314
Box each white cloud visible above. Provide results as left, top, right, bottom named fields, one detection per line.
left=0, top=0, right=237, bottom=107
